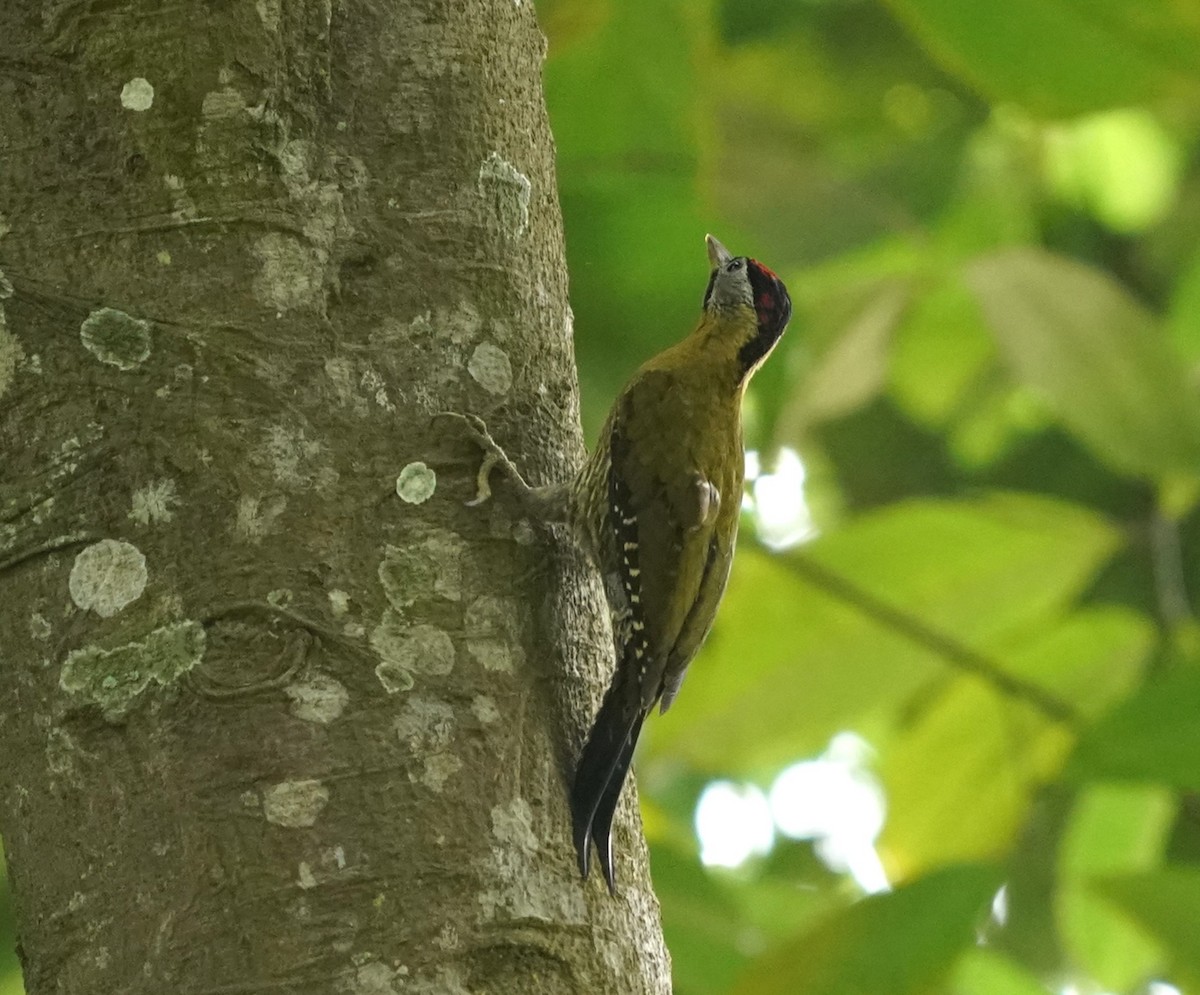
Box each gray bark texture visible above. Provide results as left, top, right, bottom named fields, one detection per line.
left=0, top=0, right=671, bottom=991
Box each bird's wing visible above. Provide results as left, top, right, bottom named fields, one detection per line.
left=658, top=521, right=735, bottom=712
left=571, top=369, right=739, bottom=890
left=609, top=370, right=726, bottom=707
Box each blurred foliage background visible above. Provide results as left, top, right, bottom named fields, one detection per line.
left=5, top=0, right=1200, bottom=992
left=543, top=0, right=1200, bottom=992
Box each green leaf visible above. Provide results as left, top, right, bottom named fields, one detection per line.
left=731, top=864, right=1002, bottom=995
left=890, top=274, right=997, bottom=431
left=1167, top=247, right=1200, bottom=366
left=650, top=846, right=750, bottom=995
left=1011, top=609, right=1154, bottom=721
left=1069, top=668, right=1200, bottom=790
left=0, top=969, right=22, bottom=995
left=708, top=12, right=978, bottom=263
left=1042, top=108, right=1183, bottom=233
left=787, top=277, right=911, bottom=431
left=648, top=493, right=1119, bottom=773
left=886, top=0, right=1200, bottom=115
left=0, top=839, right=19, bottom=995
left=1094, top=867, right=1200, bottom=992
left=951, top=948, right=1054, bottom=995
left=545, top=0, right=709, bottom=434
left=1057, top=784, right=1175, bottom=990
left=797, top=492, right=1118, bottom=642
left=880, top=609, right=1153, bottom=878
left=559, top=175, right=710, bottom=433
left=934, top=122, right=1042, bottom=256
left=730, top=842, right=842, bottom=944
left=546, top=0, right=698, bottom=163
left=644, top=543, right=940, bottom=771
left=965, top=248, right=1200, bottom=477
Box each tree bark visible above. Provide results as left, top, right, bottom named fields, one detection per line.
left=0, top=1, right=670, bottom=992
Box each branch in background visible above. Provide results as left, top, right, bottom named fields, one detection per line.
left=1149, top=510, right=1192, bottom=628
left=786, top=551, right=1079, bottom=725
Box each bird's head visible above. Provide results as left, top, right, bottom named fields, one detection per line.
left=701, top=234, right=792, bottom=380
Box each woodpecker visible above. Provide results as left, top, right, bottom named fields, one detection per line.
left=452, top=234, right=791, bottom=893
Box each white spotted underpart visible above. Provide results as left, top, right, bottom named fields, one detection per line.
left=610, top=460, right=652, bottom=678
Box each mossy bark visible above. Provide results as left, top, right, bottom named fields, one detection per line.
left=0, top=1, right=670, bottom=991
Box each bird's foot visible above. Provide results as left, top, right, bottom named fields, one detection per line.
left=435, top=412, right=528, bottom=507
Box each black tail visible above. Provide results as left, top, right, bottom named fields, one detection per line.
left=570, top=668, right=646, bottom=894
left=588, top=710, right=646, bottom=892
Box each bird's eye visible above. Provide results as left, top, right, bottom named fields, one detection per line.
left=726, top=259, right=743, bottom=273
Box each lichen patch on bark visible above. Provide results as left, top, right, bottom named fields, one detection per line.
left=377, top=535, right=464, bottom=607
left=394, top=697, right=461, bottom=791
left=478, top=151, right=531, bottom=236
left=284, top=671, right=349, bottom=723
left=128, top=478, right=179, bottom=526
left=252, top=232, right=325, bottom=313
left=80, top=308, right=152, bottom=370
left=0, top=315, right=23, bottom=401
left=471, top=695, right=500, bottom=724
left=465, top=596, right=523, bottom=673
left=235, top=493, right=288, bottom=542
left=59, top=620, right=206, bottom=721
left=68, top=539, right=148, bottom=617
left=395, top=461, right=436, bottom=504
left=371, top=618, right=456, bottom=691
left=467, top=341, right=513, bottom=395
left=374, top=658, right=415, bottom=694
left=257, top=423, right=338, bottom=491
left=490, top=798, right=538, bottom=853
left=120, top=77, right=154, bottom=111
left=262, top=779, right=330, bottom=828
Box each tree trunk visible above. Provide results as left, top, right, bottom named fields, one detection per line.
left=0, top=1, right=670, bottom=991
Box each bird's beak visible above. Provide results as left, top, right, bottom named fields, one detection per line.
left=706, top=233, right=731, bottom=270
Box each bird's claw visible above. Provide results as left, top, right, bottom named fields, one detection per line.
left=434, top=411, right=509, bottom=506
left=465, top=452, right=501, bottom=507
left=435, top=411, right=502, bottom=455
